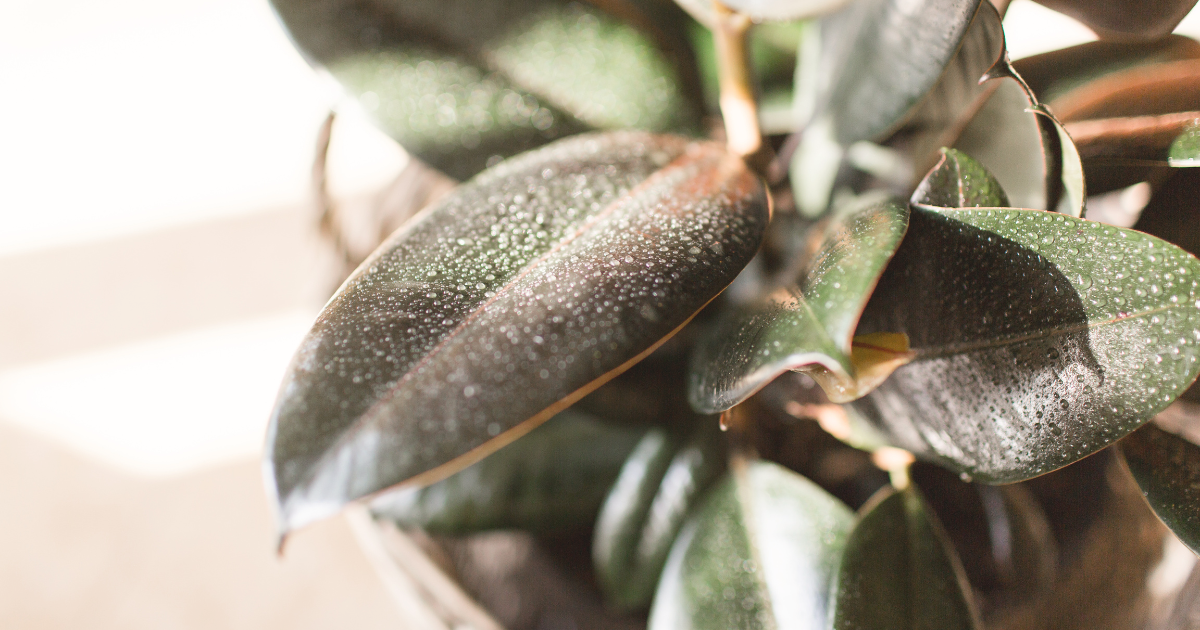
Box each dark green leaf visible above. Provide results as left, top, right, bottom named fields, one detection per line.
left=270, top=0, right=702, bottom=179
left=368, top=409, right=644, bottom=533
left=265, top=132, right=769, bottom=534
left=1118, top=405, right=1200, bottom=554
left=791, top=0, right=1004, bottom=214
left=1031, top=0, right=1198, bottom=42
left=911, top=148, right=1011, bottom=209
left=1169, top=118, right=1200, bottom=166
left=851, top=207, right=1200, bottom=482
left=593, top=419, right=727, bottom=609
left=830, top=486, right=981, bottom=630
left=689, top=195, right=910, bottom=413
left=647, top=459, right=854, bottom=630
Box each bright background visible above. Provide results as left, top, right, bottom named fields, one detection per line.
left=1, top=0, right=1198, bottom=627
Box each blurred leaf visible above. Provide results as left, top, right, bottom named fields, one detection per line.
left=593, top=419, right=727, bottom=609
left=270, top=0, right=702, bottom=179
left=1031, top=0, right=1199, bottom=42
left=647, top=459, right=854, bottom=630
left=368, top=409, right=644, bottom=533
left=1067, top=111, right=1200, bottom=165
left=911, top=148, right=1011, bottom=209
left=674, top=0, right=852, bottom=24
left=829, top=486, right=981, bottom=630
left=850, top=207, right=1200, bottom=482
left=1133, top=169, right=1200, bottom=257
left=265, top=133, right=769, bottom=534
left=1012, top=36, right=1200, bottom=106
left=1119, top=422, right=1200, bottom=554
left=791, top=0, right=1004, bottom=214
left=689, top=195, right=910, bottom=412
left=1169, top=118, right=1200, bottom=166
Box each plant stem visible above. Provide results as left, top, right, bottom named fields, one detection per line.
left=712, top=1, right=776, bottom=177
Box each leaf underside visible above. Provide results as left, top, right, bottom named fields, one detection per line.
left=265, top=132, right=768, bottom=533
left=689, top=195, right=910, bottom=413
left=853, top=207, right=1200, bottom=482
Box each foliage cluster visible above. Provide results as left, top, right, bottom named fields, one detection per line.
left=263, top=0, right=1200, bottom=627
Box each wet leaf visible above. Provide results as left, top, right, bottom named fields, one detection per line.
left=851, top=207, right=1200, bottom=482
left=647, top=459, right=854, bottom=630
left=593, top=419, right=727, bottom=609
left=829, top=485, right=980, bottom=630
left=1031, top=0, right=1199, bottom=42
left=1119, top=411, right=1200, bottom=554
left=791, top=0, right=1004, bottom=214
left=689, top=195, right=910, bottom=412
left=265, top=132, right=769, bottom=534
left=368, top=409, right=644, bottom=533
left=911, top=148, right=1011, bottom=209
left=270, top=0, right=702, bottom=179
left=1169, top=118, right=1200, bottom=166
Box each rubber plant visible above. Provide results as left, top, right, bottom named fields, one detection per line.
left=264, top=0, right=1200, bottom=627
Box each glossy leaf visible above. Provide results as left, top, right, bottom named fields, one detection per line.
left=911, top=148, right=1011, bottom=209
left=951, top=77, right=1086, bottom=216
left=851, top=207, right=1200, bottom=482
left=368, top=409, right=644, bottom=533
left=1031, top=0, right=1199, bottom=42
left=265, top=132, right=769, bottom=534
left=1119, top=408, right=1200, bottom=554
left=269, top=0, right=701, bottom=179
left=1169, top=118, right=1200, bottom=166
left=791, top=0, right=1004, bottom=214
left=593, top=419, right=727, bottom=609
left=689, top=194, right=910, bottom=413
left=829, top=486, right=980, bottom=630
left=1012, top=36, right=1200, bottom=107
left=647, top=459, right=854, bottom=630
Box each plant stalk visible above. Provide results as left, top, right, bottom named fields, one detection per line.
left=712, top=1, right=776, bottom=177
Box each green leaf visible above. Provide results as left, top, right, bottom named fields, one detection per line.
left=689, top=194, right=910, bottom=412
left=265, top=132, right=769, bottom=534
left=593, top=419, right=727, bottom=609
left=1031, top=0, right=1198, bottom=42
left=647, top=459, right=854, bottom=630
left=1169, top=118, right=1200, bottom=166
left=951, top=77, right=1086, bottom=216
left=1118, top=409, right=1200, bottom=554
left=851, top=207, right=1200, bottom=482
left=791, top=0, right=1004, bottom=215
left=368, top=409, right=644, bottom=533
left=829, top=486, right=981, bottom=630
left=269, top=0, right=702, bottom=179
left=911, top=148, right=1011, bottom=209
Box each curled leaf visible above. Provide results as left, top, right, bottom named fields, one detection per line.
left=830, top=485, right=981, bottom=630
left=648, top=459, right=854, bottom=630
left=593, top=419, right=727, bottom=609
left=852, top=208, right=1200, bottom=482
left=791, top=0, right=1005, bottom=215
left=689, top=195, right=910, bottom=412
left=368, top=409, right=644, bottom=533
left=265, top=132, right=769, bottom=534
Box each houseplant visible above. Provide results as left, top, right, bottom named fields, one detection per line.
left=262, top=0, right=1200, bottom=627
